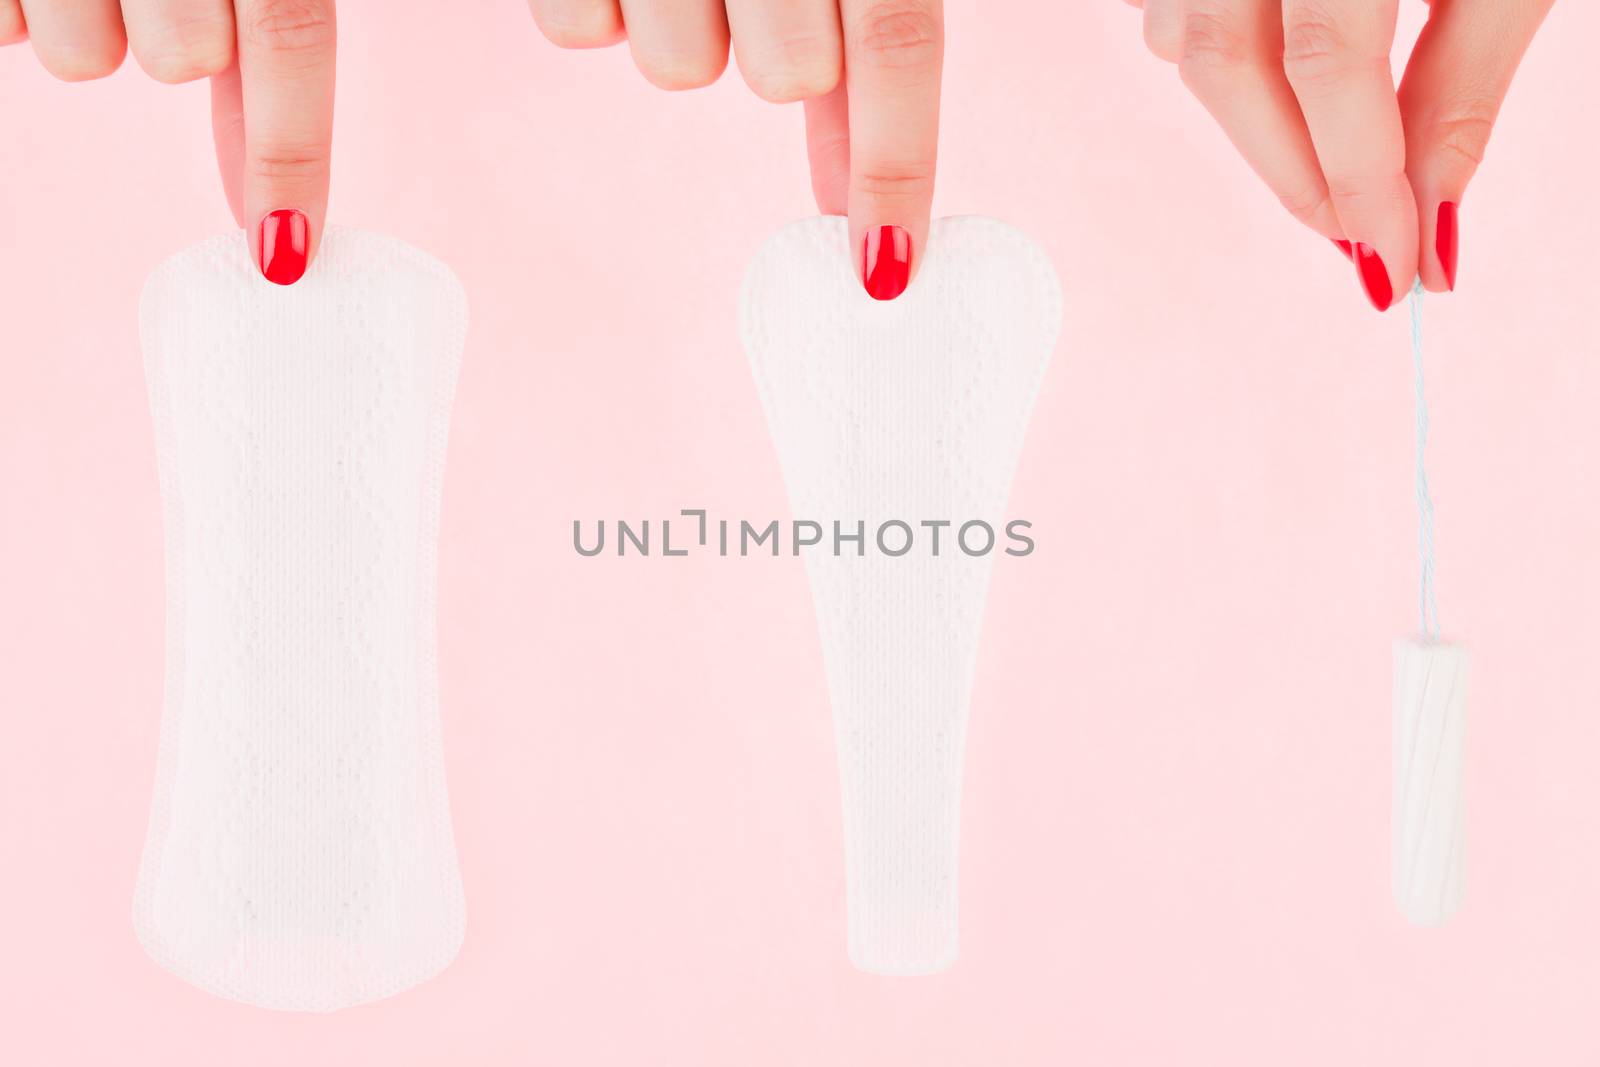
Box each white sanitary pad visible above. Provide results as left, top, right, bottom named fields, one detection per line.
left=740, top=216, right=1061, bottom=973
left=134, top=227, right=468, bottom=1011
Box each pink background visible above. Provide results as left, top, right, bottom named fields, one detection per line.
left=3, top=1, right=1599, bottom=1062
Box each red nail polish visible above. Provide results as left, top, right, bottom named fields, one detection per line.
left=1436, top=202, right=1459, bottom=291
left=1333, top=239, right=1353, bottom=260
left=863, top=225, right=911, bottom=301
left=259, top=208, right=309, bottom=286
left=1353, top=243, right=1393, bottom=311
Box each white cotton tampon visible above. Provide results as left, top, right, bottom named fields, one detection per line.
left=134, top=227, right=468, bottom=1011
left=1392, top=637, right=1468, bottom=925
left=740, top=216, right=1061, bottom=974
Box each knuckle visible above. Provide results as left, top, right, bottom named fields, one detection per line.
left=242, top=0, right=334, bottom=55
left=849, top=2, right=941, bottom=72
left=810, top=132, right=851, bottom=181
left=1429, top=103, right=1497, bottom=170
left=142, top=50, right=227, bottom=83
left=1321, top=172, right=1371, bottom=201
left=1282, top=55, right=1383, bottom=101
left=1276, top=183, right=1333, bottom=225
left=139, top=15, right=235, bottom=82
left=1280, top=1, right=1377, bottom=91
left=1179, top=7, right=1251, bottom=70
left=1321, top=173, right=1411, bottom=218
left=854, top=161, right=935, bottom=203
left=1176, top=8, right=1255, bottom=92
left=249, top=149, right=329, bottom=186
left=1281, top=1, right=1346, bottom=68
left=743, top=35, right=842, bottom=102
left=215, top=109, right=245, bottom=148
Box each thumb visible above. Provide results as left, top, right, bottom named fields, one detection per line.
left=211, top=60, right=246, bottom=227
left=1399, top=0, right=1554, bottom=292
left=804, top=84, right=850, bottom=217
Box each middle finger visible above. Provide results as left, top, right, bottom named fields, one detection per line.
left=121, top=0, right=234, bottom=83
left=725, top=0, right=841, bottom=103
left=617, top=0, right=729, bottom=90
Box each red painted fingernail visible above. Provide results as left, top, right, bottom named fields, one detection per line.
left=1436, top=202, right=1459, bottom=291
left=1333, top=239, right=1353, bottom=260
left=259, top=208, right=309, bottom=286
left=863, top=225, right=912, bottom=301
left=1353, top=243, right=1393, bottom=311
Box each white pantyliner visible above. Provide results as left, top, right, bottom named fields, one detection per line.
left=1393, top=637, right=1467, bottom=926
left=740, top=216, right=1061, bottom=974
left=134, top=227, right=468, bottom=1011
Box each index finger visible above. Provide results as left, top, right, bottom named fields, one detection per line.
left=235, top=0, right=336, bottom=286
left=840, top=0, right=942, bottom=301
left=1398, top=0, right=1554, bottom=292
left=1281, top=0, right=1416, bottom=310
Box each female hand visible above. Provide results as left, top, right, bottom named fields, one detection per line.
left=1128, top=0, right=1555, bottom=309
left=527, top=0, right=943, bottom=301
left=2, top=0, right=336, bottom=286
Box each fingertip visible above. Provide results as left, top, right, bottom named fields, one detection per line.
left=1334, top=177, right=1420, bottom=311
left=848, top=166, right=935, bottom=298
left=1353, top=242, right=1418, bottom=312
left=257, top=207, right=310, bottom=286
left=860, top=223, right=911, bottom=301
left=742, top=60, right=841, bottom=105
left=1434, top=200, right=1459, bottom=292
left=1391, top=256, right=1419, bottom=309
